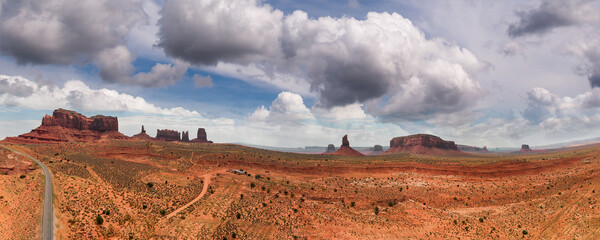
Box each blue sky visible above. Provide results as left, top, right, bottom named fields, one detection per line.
left=1, top=0, right=600, bottom=148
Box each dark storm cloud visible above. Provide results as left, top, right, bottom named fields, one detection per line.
left=157, top=0, right=283, bottom=65
left=0, top=0, right=145, bottom=65
left=590, top=73, right=600, bottom=88
left=507, top=0, right=596, bottom=38
left=157, top=0, right=486, bottom=120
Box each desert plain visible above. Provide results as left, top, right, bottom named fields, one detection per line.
left=1, top=138, right=600, bottom=239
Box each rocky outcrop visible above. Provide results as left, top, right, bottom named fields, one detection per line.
left=326, top=144, right=336, bottom=152
left=191, top=128, right=213, bottom=143
left=6, top=108, right=127, bottom=143
left=131, top=125, right=154, bottom=140
left=520, top=144, right=532, bottom=152
left=156, top=129, right=181, bottom=141
left=385, top=134, right=459, bottom=155
left=182, top=131, right=190, bottom=142
left=457, top=145, right=489, bottom=153
left=329, top=135, right=363, bottom=156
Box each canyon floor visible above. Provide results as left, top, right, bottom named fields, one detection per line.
left=1, top=140, right=599, bottom=239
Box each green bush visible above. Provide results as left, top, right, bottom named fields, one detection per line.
left=95, top=215, right=104, bottom=225
left=147, top=182, right=154, bottom=188
left=160, top=209, right=166, bottom=216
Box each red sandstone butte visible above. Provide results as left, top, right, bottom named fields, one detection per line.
left=156, top=129, right=181, bottom=141
left=384, top=134, right=460, bottom=155
left=191, top=128, right=213, bottom=143
left=6, top=108, right=127, bottom=143
left=131, top=125, right=155, bottom=140
left=329, top=135, right=363, bottom=156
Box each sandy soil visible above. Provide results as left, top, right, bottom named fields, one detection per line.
left=2, top=140, right=600, bottom=239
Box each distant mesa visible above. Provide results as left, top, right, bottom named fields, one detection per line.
left=5, top=108, right=127, bottom=143
left=328, top=135, right=363, bottom=156
left=385, top=134, right=460, bottom=155
left=372, top=145, right=383, bottom=152
left=457, top=144, right=489, bottom=153
left=191, top=128, right=213, bottom=143
left=326, top=144, right=336, bottom=152
left=131, top=125, right=154, bottom=140
left=156, top=129, right=181, bottom=141
left=520, top=144, right=532, bottom=152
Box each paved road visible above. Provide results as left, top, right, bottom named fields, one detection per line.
left=0, top=144, right=54, bottom=240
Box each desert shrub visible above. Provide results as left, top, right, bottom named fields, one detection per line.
left=293, top=208, right=298, bottom=213
left=250, top=183, right=255, bottom=188
left=19, top=175, right=26, bottom=179
left=147, top=182, right=154, bottom=188
left=236, top=213, right=241, bottom=219
left=255, top=175, right=261, bottom=179
left=95, top=215, right=104, bottom=225
left=350, top=201, right=356, bottom=207
left=160, top=209, right=166, bottom=216
left=479, top=218, right=483, bottom=223
left=522, top=230, right=528, bottom=235
left=142, top=204, right=147, bottom=209
left=374, top=206, right=379, bottom=215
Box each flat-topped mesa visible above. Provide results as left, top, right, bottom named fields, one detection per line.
left=7, top=108, right=126, bottom=143
left=520, top=144, right=532, bottom=152
left=156, top=129, right=181, bottom=141
left=329, top=134, right=363, bottom=156
left=182, top=131, right=190, bottom=142
left=385, top=134, right=459, bottom=155
left=40, top=108, right=119, bottom=132
left=191, top=128, right=213, bottom=143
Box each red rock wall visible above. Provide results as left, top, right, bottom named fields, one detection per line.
left=156, top=129, right=181, bottom=141
left=389, top=134, right=457, bottom=150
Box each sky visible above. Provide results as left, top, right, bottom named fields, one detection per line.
left=1, top=0, right=600, bottom=148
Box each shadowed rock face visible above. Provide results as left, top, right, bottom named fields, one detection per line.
left=156, top=129, right=181, bottom=141
left=521, top=144, right=532, bottom=152
left=342, top=135, right=350, bottom=147
left=182, top=131, right=189, bottom=142
left=373, top=145, right=383, bottom=152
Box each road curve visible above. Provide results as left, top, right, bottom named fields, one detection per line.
left=0, top=144, right=54, bottom=240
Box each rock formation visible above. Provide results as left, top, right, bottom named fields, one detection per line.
left=156, top=129, right=181, bottom=141
left=131, top=125, right=154, bottom=140
left=182, top=131, right=190, bottom=142
left=191, top=128, right=213, bottom=143
left=457, top=144, right=489, bottom=153
left=385, top=134, right=460, bottom=155
left=520, top=144, right=532, bottom=152
left=373, top=145, right=383, bottom=152
left=342, top=135, right=350, bottom=147
left=6, top=108, right=127, bottom=143
left=326, top=144, right=336, bottom=152
left=329, top=135, right=363, bottom=156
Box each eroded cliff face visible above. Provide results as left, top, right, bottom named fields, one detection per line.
left=156, top=129, right=181, bottom=141
left=385, top=134, right=459, bottom=155
left=7, top=108, right=126, bottom=143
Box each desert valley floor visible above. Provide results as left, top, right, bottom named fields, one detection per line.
left=1, top=139, right=600, bottom=239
